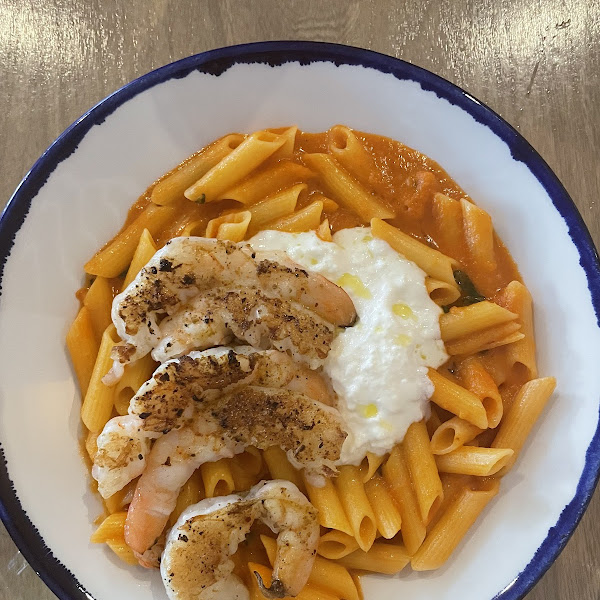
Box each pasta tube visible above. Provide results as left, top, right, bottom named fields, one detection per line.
left=428, top=368, right=488, bottom=429
left=303, top=154, right=394, bottom=221
left=435, top=447, right=514, bottom=476
left=317, top=531, right=360, bottom=559
left=66, top=306, right=99, bottom=396
left=185, top=131, right=287, bottom=202
left=403, top=420, right=443, bottom=523
left=84, top=204, right=177, bottom=278
left=439, top=301, right=518, bottom=341
left=411, top=479, right=500, bottom=570
left=382, top=445, right=426, bottom=555
left=121, top=228, right=157, bottom=291
left=337, top=542, right=411, bottom=575
left=220, top=160, right=313, bottom=205
left=81, top=325, right=120, bottom=432
left=492, top=377, right=556, bottom=473
left=371, top=218, right=458, bottom=288
left=364, top=475, right=402, bottom=539
left=334, top=465, right=377, bottom=552
left=430, top=417, right=483, bottom=455
left=150, top=133, right=245, bottom=205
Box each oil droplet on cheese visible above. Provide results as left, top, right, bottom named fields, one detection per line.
left=337, top=273, right=371, bottom=299
left=359, top=404, right=379, bottom=418
left=395, top=334, right=412, bottom=346
left=392, top=303, right=415, bottom=320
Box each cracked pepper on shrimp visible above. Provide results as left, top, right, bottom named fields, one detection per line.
left=70, top=126, right=554, bottom=600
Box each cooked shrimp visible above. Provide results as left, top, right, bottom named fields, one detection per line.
left=161, top=480, right=319, bottom=600
left=107, top=237, right=356, bottom=380
left=129, top=347, right=334, bottom=434
left=152, top=287, right=335, bottom=367
left=92, top=415, right=155, bottom=498
left=125, top=388, right=346, bottom=555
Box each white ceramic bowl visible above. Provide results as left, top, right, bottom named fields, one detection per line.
left=1, top=42, right=599, bottom=600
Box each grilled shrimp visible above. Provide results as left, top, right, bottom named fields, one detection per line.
left=161, top=480, right=319, bottom=600
left=92, top=415, right=155, bottom=498
left=153, top=288, right=335, bottom=367
left=124, top=388, right=346, bottom=555
left=129, top=347, right=334, bottom=434
left=93, top=348, right=335, bottom=499
left=107, top=237, right=356, bottom=380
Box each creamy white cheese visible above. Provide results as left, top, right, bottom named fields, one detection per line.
left=250, top=227, right=448, bottom=464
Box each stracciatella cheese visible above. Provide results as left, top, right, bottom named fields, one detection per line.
left=250, top=228, right=448, bottom=464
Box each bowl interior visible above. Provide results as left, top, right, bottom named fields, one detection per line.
left=1, top=45, right=599, bottom=600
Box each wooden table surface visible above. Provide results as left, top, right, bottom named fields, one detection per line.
left=0, top=1, right=599, bottom=598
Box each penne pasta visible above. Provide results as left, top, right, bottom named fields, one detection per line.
left=105, top=539, right=139, bottom=566
left=334, top=465, right=377, bottom=552
left=426, top=277, right=461, bottom=306
left=461, top=198, right=496, bottom=272
left=430, top=417, right=483, bottom=455
left=371, top=218, right=459, bottom=288
left=113, top=353, right=158, bottom=416
left=364, top=475, right=403, bottom=539
left=84, top=203, right=177, bottom=278
left=180, top=218, right=209, bottom=238
left=150, top=134, right=245, bottom=205
left=403, top=420, right=444, bottom=523
left=492, top=377, right=556, bottom=473
left=230, top=448, right=265, bottom=491
left=431, top=193, right=465, bottom=254
left=411, top=478, right=500, bottom=570
left=263, top=446, right=306, bottom=494
left=495, top=280, right=538, bottom=381
left=83, top=276, right=114, bottom=342
left=66, top=306, right=99, bottom=396
left=382, top=445, right=426, bottom=555
left=336, top=542, right=411, bottom=575
left=169, top=471, right=204, bottom=526
left=265, top=200, right=323, bottom=233
left=444, top=321, right=523, bottom=356
left=304, top=475, right=352, bottom=535
left=91, top=511, right=127, bottom=543
left=245, top=184, right=305, bottom=237
left=327, top=125, right=378, bottom=186
left=435, top=447, right=514, bottom=476
left=121, top=228, right=157, bottom=291
left=218, top=160, right=314, bottom=205
left=269, top=126, right=298, bottom=159
left=84, top=430, right=98, bottom=463
left=200, top=459, right=235, bottom=498
left=104, top=480, right=136, bottom=515
left=205, top=210, right=251, bottom=242
left=359, top=452, right=386, bottom=483
left=426, top=404, right=443, bottom=438
left=185, top=131, right=287, bottom=202
left=459, top=357, right=503, bottom=428
left=316, top=218, right=333, bottom=241
left=303, top=154, right=394, bottom=221
left=439, top=301, right=518, bottom=342
left=318, top=531, right=360, bottom=559
left=428, top=369, right=488, bottom=429
left=81, top=325, right=120, bottom=433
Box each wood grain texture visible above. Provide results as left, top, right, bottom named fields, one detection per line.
left=0, top=0, right=599, bottom=599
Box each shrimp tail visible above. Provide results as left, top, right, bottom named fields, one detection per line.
left=254, top=572, right=286, bottom=599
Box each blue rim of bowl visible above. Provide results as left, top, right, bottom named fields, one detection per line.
left=0, top=41, right=598, bottom=600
